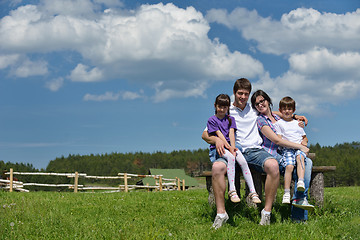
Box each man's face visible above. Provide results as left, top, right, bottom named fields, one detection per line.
left=233, top=89, right=250, bottom=109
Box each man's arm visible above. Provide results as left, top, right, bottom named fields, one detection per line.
left=274, top=110, right=308, bottom=126
left=202, top=130, right=226, bottom=156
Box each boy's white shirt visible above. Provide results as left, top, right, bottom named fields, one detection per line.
left=274, top=119, right=306, bottom=144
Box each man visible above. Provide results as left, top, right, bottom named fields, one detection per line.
left=202, top=78, right=313, bottom=228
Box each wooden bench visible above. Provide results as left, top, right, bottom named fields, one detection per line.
left=200, top=153, right=336, bottom=207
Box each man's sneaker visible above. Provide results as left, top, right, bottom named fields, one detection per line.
left=259, top=209, right=271, bottom=225
left=292, top=198, right=314, bottom=211
left=282, top=192, right=291, bottom=204
left=211, top=213, right=229, bottom=230
left=297, top=180, right=305, bottom=192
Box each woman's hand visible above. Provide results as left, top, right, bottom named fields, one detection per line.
left=300, top=145, right=309, bottom=156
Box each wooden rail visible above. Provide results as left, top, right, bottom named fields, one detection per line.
left=3, top=169, right=186, bottom=193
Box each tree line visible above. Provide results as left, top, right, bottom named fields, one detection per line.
left=1, top=142, right=359, bottom=189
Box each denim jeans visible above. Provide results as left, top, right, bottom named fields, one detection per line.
left=278, top=154, right=313, bottom=221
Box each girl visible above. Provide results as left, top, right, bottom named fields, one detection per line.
left=207, top=94, right=261, bottom=203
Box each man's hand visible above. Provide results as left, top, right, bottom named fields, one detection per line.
left=300, top=145, right=309, bottom=156
left=215, top=137, right=226, bottom=157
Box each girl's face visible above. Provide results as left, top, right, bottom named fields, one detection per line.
left=254, top=95, right=269, bottom=114
left=215, top=104, right=229, bottom=118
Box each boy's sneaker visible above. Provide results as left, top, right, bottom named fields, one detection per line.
left=297, top=180, right=305, bottom=192
left=259, top=209, right=271, bottom=225
left=211, top=213, right=229, bottom=230
left=292, top=198, right=314, bottom=211
left=282, top=192, right=291, bottom=204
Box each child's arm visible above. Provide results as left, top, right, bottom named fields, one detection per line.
left=301, top=135, right=308, bottom=147
left=229, top=128, right=237, bottom=156
left=215, top=130, right=231, bottom=150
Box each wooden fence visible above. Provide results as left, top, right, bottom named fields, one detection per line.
left=1, top=168, right=186, bottom=193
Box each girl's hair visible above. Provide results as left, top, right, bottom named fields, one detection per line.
left=250, top=89, right=273, bottom=110
left=214, top=94, right=232, bottom=127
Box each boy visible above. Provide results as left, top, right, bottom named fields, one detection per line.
left=274, top=96, right=308, bottom=204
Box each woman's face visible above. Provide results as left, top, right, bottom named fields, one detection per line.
left=254, top=95, right=269, bottom=114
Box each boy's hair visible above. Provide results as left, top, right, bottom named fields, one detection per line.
left=233, top=78, right=252, bottom=94
left=279, top=96, right=296, bottom=110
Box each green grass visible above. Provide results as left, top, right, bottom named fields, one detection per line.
left=1, top=187, right=359, bottom=239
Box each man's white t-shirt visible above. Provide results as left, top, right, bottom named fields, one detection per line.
left=229, top=103, right=263, bottom=151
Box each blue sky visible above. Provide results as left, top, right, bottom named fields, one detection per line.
left=1, top=0, right=359, bottom=169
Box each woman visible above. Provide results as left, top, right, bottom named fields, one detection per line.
left=250, top=90, right=309, bottom=155
left=250, top=89, right=314, bottom=219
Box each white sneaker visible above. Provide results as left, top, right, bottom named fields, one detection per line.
left=297, top=180, right=305, bottom=192
left=211, top=213, right=229, bottom=229
left=292, top=198, right=314, bottom=211
left=259, top=209, right=271, bottom=225
left=282, top=192, right=291, bottom=204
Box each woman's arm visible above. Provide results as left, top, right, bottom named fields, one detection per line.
left=228, top=128, right=237, bottom=156
left=301, top=136, right=308, bottom=146
left=260, top=125, right=309, bottom=154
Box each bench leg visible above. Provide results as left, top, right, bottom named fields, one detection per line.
left=310, top=172, right=324, bottom=207
left=206, top=176, right=215, bottom=206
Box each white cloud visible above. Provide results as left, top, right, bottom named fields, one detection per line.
left=0, top=2, right=264, bottom=101
left=0, top=54, right=19, bottom=69
left=83, top=90, right=144, bottom=101
left=45, top=77, right=64, bottom=91
left=207, top=7, right=360, bottom=114
left=69, top=64, right=103, bottom=82
left=253, top=48, right=360, bottom=115
left=122, top=91, right=143, bottom=100
left=289, top=48, right=360, bottom=78
left=14, top=58, right=48, bottom=77
left=207, top=7, right=360, bottom=55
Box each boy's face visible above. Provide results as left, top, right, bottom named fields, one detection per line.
left=279, top=107, right=295, bottom=120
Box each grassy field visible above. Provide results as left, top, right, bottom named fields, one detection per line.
left=1, top=186, right=359, bottom=239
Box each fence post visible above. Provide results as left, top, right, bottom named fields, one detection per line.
left=182, top=179, right=185, bottom=191
left=159, top=176, right=163, bottom=192
left=74, top=172, right=79, bottom=193
left=9, top=168, right=13, bottom=192
left=124, top=173, right=128, bottom=192
left=146, top=183, right=149, bottom=192
left=177, top=177, right=181, bottom=191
